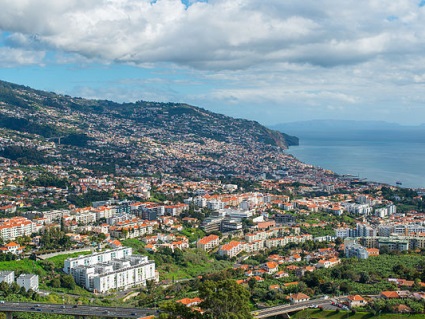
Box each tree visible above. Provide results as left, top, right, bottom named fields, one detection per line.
left=359, top=271, right=370, bottom=284
left=199, top=279, right=253, bottom=319
left=51, top=278, right=61, bottom=288
left=0, top=282, right=10, bottom=297
left=60, top=274, right=76, bottom=290
left=247, top=277, right=257, bottom=292
left=160, top=301, right=201, bottom=319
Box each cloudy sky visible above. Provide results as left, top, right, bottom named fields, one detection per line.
left=1, top=0, right=425, bottom=125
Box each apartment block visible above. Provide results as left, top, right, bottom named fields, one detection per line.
left=0, top=271, right=15, bottom=284
left=0, top=217, right=37, bottom=241
left=64, top=247, right=156, bottom=293
left=197, top=234, right=220, bottom=251
left=17, top=274, right=39, bottom=292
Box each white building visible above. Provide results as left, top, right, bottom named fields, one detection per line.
left=335, top=228, right=350, bottom=238
left=0, top=217, right=37, bottom=241
left=17, top=274, right=39, bottom=292
left=64, top=247, right=156, bottom=293
left=207, top=199, right=225, bottom=211
left=63, top=247, right=132, bottom=274
left=0, top=271, right=14, bottom=284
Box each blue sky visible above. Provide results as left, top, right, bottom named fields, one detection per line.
left=1, top=0, right=425, bottom=125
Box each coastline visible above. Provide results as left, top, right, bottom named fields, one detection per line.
left=285, top=136, right=425, bottom=190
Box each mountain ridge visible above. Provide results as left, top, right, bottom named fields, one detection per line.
left=0, top=79, right=298, bottom=179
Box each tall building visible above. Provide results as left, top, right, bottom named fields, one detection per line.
left=64, top=247, right=156, bottom=293
left=345, top=243, right=369, bottom=259
left=0, top=271, right=14, bottom=284
left=0, top=217, right=37, bottom=241
left=17, top=274, right=39, bottom=292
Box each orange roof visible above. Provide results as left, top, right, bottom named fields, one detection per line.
left=348, top=295, right=365, bottom=301
left=381, top=291, right=399, bottom=298
left=220, top=241, right=240, bottom=251
left=176, top=297, right=202, bottom=306
left=4, top=242, right=19, bottom=247
left=266, top=261, right=278, bottom=269
left=291, top=293, right=310, bottom=300
left=286, top=265, right=299, bottom=270
left=198, top=234, right=219, bottom=245
left=284, top=281, right=299, bottom=287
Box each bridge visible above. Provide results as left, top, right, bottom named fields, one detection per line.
left=0, top=301, right=154, bottom=319
left=0, top=298, right=335, bottom=319
left=253, top=299, right=333, bottom=318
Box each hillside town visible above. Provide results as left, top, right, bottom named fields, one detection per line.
left=0, top=82, right=425, bottom=318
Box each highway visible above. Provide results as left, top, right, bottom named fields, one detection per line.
left=253, top=299, right=333, bottom=318
left=0, top=301, right=154, bottom=318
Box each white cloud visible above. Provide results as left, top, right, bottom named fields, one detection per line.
left=0, top=0, right=424, bottom=69
left=1, top=0, right=425, bottom=124
left=0, top=47, right=45, bottom=67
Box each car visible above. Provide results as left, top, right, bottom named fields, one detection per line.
left=37, top=309, right=42, bottom=312
left=73, top=305, right=78, bottom=308
left=30, top=307, right=35, bottom=310
left=0, top=300, right=4, bottom=304
left=62, top=305, right=66, bottom=309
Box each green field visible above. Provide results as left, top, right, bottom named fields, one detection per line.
left=0, top=259, right=46, bottom=276
left=46, top=251, right=92, bottom=269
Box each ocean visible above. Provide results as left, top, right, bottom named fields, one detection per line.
left=285, top=129, right=425, bottom=189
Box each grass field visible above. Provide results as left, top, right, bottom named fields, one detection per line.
left=46, top=251, right=92, bottom=269
left=0, top=259, right=46, bottom=276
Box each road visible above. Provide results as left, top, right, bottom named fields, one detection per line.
left=0, top=301, right=154, bottom=318
left=253, top=299, right=333, bottom=318
left=36, top=247, right=95, bottom=260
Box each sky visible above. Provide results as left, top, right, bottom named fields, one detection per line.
left=1, top=0, right=425, bottom=126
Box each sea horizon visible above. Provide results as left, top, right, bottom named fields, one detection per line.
left=285, top=129, right=425, bottom=189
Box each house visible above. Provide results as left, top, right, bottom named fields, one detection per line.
left=274, top=270, right=289, bottom=279
left=316, top=257, right=340, bottom=269
left=218, top=241, right=243, bottom=258
left=347, top=295, right=367, bottom=308
left=381, top=291, right=399, bottom=299
left=0, top=242, right=24, bottom=254
left=107, top=239, right=122, bottom=249
left=176, top=297, right=202, bottom=307
left=269, top=284, right=280, bottom=290
left=263, top=261, right=279, bottom=274
left=366, top=248, right=380, bottom=256
left=290, top=293, right=310, bottom=304
left=286, top=265, right=299, bottom=271
left=197, top=234, right=220, bottom=251
left=145, top=243, right=157, bottom=252
left=252, top=276, right=264, bottom=282
left=290, top=254, right=302, bottom=262
left=394, top=304, right=411, bottom=313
